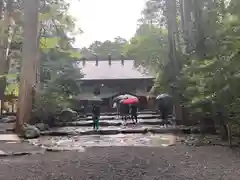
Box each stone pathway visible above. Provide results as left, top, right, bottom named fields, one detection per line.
left=41, top=124, right=183, bottom=136
left=28, top=133, right=178, bottom=151
left=0, top=134, right=44, bottom=157
left=0, top=113, right=178, bottom=155
left=57, top=118, right=164, bottom=127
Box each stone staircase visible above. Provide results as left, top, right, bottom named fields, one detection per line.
left=42, top=113, right=183, bottom=136
left=0, top=112, right=185, bottom=137
left=78, top=113, right=160, bottom=120
left=57, top=114, right=161, bottom=126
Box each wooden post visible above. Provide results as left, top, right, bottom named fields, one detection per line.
left=16, top=0, right=39, bottom=134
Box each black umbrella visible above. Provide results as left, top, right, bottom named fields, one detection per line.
left=156, top=93, right=173, bottom=110
left=156, top=93, right=171, bottom=100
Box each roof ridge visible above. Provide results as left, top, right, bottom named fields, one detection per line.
left=80, top=59, right=134, bottom=61
left=77, top=60, right=154, bottom=80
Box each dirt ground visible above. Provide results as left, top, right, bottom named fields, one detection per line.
left=0, top=144, right=240, bottom=180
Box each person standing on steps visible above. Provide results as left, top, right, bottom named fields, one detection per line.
left=157, top=97, right=172, bottom=127
left=130, top=104, right=138, bottom=123
left=92, top=104, right=100, bottom=130
left=119, top=103, right=127, bottom=122
left=80, top=104, right=86, bottom=117
left=123, top=104, right=130, bottom=123
left=113, top=102, right=119, bottom=119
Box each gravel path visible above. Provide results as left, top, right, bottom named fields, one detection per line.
left=0, top=145, right=240, bottom=180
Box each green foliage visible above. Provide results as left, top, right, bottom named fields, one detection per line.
left=125, top=0, right=240, bottom=127
left=5, top=83, right=18, bottom=96
left=0, top=0, right=83, bottom=120
left=179, top=2, right=240, bottom=118
left=0, top=74, right=17, bottom=79
left=40, top=37, right=60, bottom=50
left=34, top=0, right=83, bottom=116
left=80, top=37, right=128, bottom=59
left=124, top=24, right=168, bottom=75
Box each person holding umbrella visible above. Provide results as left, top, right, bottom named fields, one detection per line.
left=156, top=93, right=173, bottom=126
left=113, top=101, right=120, bottom=119
left=119, top=103, right=129, bottom=122
left=121, top=97, right=139, bottom=123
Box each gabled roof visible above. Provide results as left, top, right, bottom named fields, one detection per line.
left=77, top=60, right=154, bottom=80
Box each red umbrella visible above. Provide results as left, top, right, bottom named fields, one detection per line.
left=122, top=98, right=138, bottom=105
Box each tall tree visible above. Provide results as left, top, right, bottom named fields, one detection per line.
left=32, top=0, right=82, bottom=123
left=128, top=0, right=240, bottom=142
left=124, top=24, right=168, bottom=74
left=16, top=0, right=39, bottom=133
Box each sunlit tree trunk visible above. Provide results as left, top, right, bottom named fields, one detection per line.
left=16, top=0, right=40, bottom=134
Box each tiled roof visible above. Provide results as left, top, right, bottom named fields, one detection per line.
left=77, top=60, right=154, bottom=80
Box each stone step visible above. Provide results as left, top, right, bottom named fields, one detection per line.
left=0, top=134, right=20, bottom=141
left=0, top=123, right=15, bottom=134
left=77, top=114, right=160, bottom=121
left=96, top=111, right=158, bottom=116
left=56, top=119, right=167, bottom=127
left=40, top=125, right=188, bottom=136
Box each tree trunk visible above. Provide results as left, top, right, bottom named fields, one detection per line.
left=0, top=0, right=14, bottom=114
left=165, top=0, right=177, bottom=72
left=200, top=114, right=216, bottom=134
left=217, top=112, right=228, bottom=140
left=0, top=1, right=3, bottom=107
left=227, top=123, right=232, bottom=148
left=180, top=0, right=194, bottom=53
left=192, top=0, right=206, bottom=59
left=16, top=0, right=39, bottom=134
left=165, top=0, right=184, bottom=123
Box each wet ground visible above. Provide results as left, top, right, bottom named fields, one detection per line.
left=1, top=114, right=240, bottom=179
left=0, top=145, right=240, bottom=179
left=28, top=133, right=177, bottom=150
left=1, top=126, right=240, bottom=179
left=49, top=124, right=168, bottom=133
